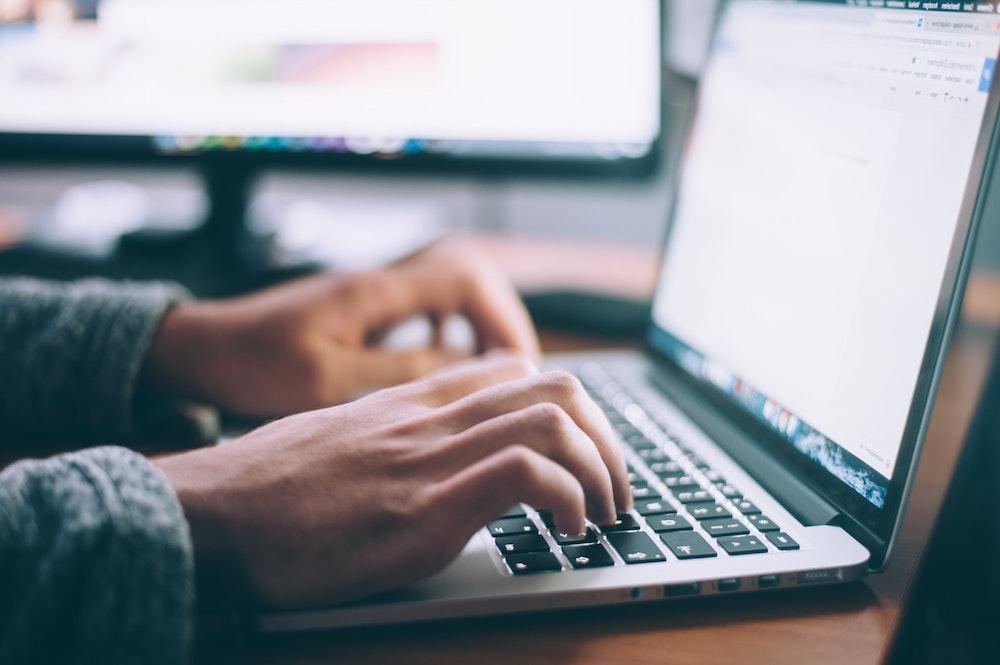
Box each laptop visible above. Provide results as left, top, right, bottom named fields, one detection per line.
left=259, top=0, right=1000, bottom=631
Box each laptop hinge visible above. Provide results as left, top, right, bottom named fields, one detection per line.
left=646, top=362, right=841, bottom=527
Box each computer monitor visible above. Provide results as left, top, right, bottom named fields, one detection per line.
left=0, top=0, right=662, bottom=285
left=0, top=0, right=662, bottom=175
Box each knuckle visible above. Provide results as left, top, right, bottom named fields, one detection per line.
left=527, top=402, right=570, bottom=437
left=502, top=444, right=540, bottom=480
left=335, top=270, right=369, bottom=302
left=541, top=370, right=584, bottom=401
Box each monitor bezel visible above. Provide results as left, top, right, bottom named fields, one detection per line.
left=643, top=0, right=1000, bottom=569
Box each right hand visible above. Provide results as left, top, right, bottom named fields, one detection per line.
left=155, top=352, right=632, bottom=610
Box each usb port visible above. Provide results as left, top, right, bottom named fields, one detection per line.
left=757, top=574, right=780, bottom=589
left=664, top=582, right=701, bottom=597
left=718, top=578, right=741, bottom=592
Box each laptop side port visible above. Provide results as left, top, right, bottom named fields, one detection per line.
left=757, top=574, right=781, bottom=589
left=718, top=578, right=741, bottom=592
left=664, top=582, right=701, bottom=597
left=797, top=569, right=844, bottom=586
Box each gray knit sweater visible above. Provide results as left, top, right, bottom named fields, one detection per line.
left=0, top=279, right=195, bottom=665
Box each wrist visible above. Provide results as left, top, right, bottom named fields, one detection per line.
left=143, top=301, right=226, bottom=404
left=155, top=450, right=250, bottom=609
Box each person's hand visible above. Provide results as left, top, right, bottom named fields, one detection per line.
left=144, top=237, right=539, bottom=417
left=154, top=352, right=632, bottom=609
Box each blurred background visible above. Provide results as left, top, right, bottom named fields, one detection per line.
left=0, top=0, right=997, bottom=299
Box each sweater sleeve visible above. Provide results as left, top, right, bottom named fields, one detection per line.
left=0, top=446, right=194, bottom=665
left=0, top=278, right=187, bottom=442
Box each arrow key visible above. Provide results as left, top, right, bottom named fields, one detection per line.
left=661, top=531, right=717, bottom=559
left=563, top=543, right=615, bottom=569
left=718, top=535, right=768, bottom=555
left=766, top=532, right=800, bottom=551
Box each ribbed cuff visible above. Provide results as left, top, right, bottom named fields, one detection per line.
left=0, top=446, right=194, bottom=665
left=71, top=280, right=190, bottom=437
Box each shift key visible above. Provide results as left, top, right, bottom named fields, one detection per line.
left=606, top=532, right=667, bottom=564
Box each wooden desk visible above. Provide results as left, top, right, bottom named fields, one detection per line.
left=205, top=239, right=998, bottom=665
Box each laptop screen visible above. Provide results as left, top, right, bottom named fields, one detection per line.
left=650, top=0, right=999, bottom=509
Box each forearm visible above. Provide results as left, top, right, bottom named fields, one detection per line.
left=0, top=278, right=188, bottom=442
left=0, top=447, right=195, bottom=665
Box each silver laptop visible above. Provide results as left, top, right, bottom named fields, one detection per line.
left=259, top=0, right=1000, bottom=631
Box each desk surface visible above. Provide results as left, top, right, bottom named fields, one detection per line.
left=199, top=238, right=998, bottom=665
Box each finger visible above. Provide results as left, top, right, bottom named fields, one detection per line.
left=437, top=445, right=586, bottom=537
left=437, top=370, right=632, bottom=512
left=357, top=243, right=541, bottom=357
left=346, top=348, right=468, bottom=396
left=453, top=265, right=541, bottom=357
left=406, top=350, right=539, bottom=406
left=433, top=402, right=617, bottom=525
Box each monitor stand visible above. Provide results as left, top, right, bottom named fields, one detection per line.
left=0, top=161, right=321, bottom=297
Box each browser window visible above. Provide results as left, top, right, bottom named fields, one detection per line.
left=651, top=0, right=999, bottom=507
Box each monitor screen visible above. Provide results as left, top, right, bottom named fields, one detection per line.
left=0, top=0, right=660, bottom=167
left=650, top=0, right=999, bottom=509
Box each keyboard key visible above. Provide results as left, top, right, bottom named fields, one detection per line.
left=675, top=490, right=713, bottom=504
left=646, top=514, right=693, bottom=533
left=701, top=518, right=750, bottom=538
left=506, top=552, right=562, bottom=575
left=635, top=498, right=676, bottom=516
left=599, top=513, right=642, bottom=533
left=563, top=543, right=614, bottom=569
left=606, top=532, right=667, bottom=564
left=686, top=454, right=710, bottom=470
left=734, top=500, right=761, bottom=515
left=661, top=531, right=717, bottom=559
left=489, top=517, right=538, bottom=537
left=536, top=509, right=556, bottom=527
left=625, top=433, right=656, bottom=451
left=649, top=460, right=685, bottom=477
left=630, top=480, right=650, bottom=490
left=496, top=534, right=550, bottom=555
left=631, top=485, right=659, bottom=499
left=552, top=527, right=598, bottom=545
left=663, top=475, right=701, bottom=491
left=627, top=471, right=645, bottom=484
left=718, top=535, right=768, bottom=555
left=766, top=532, right=800, bottom=550
left=719, top=485, right=742, bottom=500
left=675, top=443, right=694, bottom=457
left=747, top=514, right=780, bottom=532
left=637, top=448, right=669, bottom=461
left=500, top=505, right=527, bottom=518
left=686, top=502, right=731, bottom=520
left=608, top=412, right=630, bottom=428
left=703, top=469, right=724, bottom=483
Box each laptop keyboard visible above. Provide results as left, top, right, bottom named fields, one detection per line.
left=486, top=363, right=800, bottom=576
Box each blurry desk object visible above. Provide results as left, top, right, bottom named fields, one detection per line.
left=200, top=239, right=999, bottom=665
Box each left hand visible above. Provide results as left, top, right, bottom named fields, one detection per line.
left=143, top=237, right=540, bottom=417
